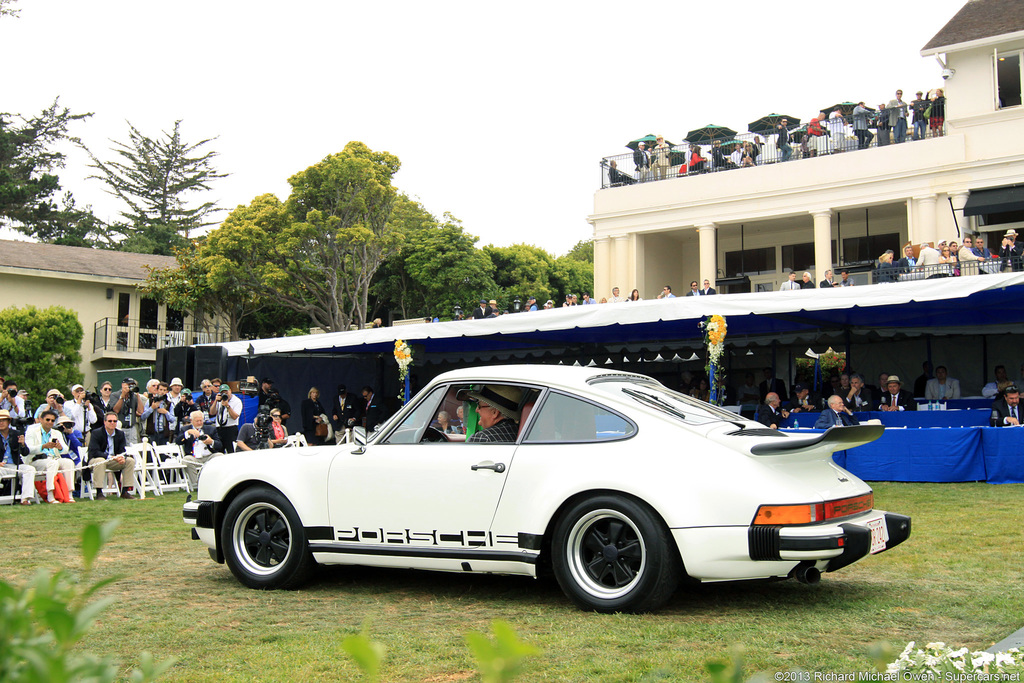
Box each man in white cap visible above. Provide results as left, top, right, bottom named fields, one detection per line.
left=34, top=388, right=64, bottom=422
left=166, top=378, right=185, bottom=435
left=879, top=375, right=916, bottom=411
left=63, top=383, right=97, bottom=443
left=456, top=385, right=524, bottom=443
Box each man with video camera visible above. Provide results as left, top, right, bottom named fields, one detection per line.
left=210, top=383, right=242, bottom=453
left=141, top=381, right=173, bottom=446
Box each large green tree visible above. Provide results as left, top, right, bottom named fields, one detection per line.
left=369, top=194, right=439, bottom=320
left=0, top=100, right=94, bottom=241
left=403, top=215, right=497, bottom=320
left=87, top=120, right=226, bottom=254
left=0, top=306, right=83, bottom=398
left=142, top=194, right=287, bottom=341
left=484, top=243, right=557, bottom=307
left=268, top=142, right=402, bottom=332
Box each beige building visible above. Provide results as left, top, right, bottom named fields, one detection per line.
left=590, top=0, right=1024, bottom=297
left=0, top=240, right=227, bottom=388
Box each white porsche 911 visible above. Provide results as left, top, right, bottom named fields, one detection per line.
left=183, top=365, right=910, bottom=613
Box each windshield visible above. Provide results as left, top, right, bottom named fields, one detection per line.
left=589, top=376, right=742, bottom=425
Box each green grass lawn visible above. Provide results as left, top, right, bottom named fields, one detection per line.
left=1, top=482, right=1021, bottom=682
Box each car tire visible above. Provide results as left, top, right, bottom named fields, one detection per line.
left=221, top=486, right=314, bottom=589
left=552, top=494, right=680, bottom=613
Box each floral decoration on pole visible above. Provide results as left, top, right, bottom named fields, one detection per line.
left=699, top=315, right=727, bottom=405
left=394, top=339, right=413, bottom=403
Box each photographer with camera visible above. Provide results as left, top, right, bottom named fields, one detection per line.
left=174, top=388, right=196, bottom=437
left=112, top=377, right=146, bottom=447
left=141, top=381, right=173, bottom=446
left=63, top=384, right=98, bottom=446
left=34, top=389, right=65, bottom=422
left=0, top=380, right=27, bottom=424
left=0, top=409, right=35, bottom=505
left=236, top=405, right=288, bottom=451
left=178, top=410, right=223, bottom=489
left=166, top=378, right=186, bottom=434
left=210, top=383, right=242, bottom=453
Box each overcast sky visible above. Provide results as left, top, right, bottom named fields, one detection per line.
left=4, top=0, right=967, bottom=256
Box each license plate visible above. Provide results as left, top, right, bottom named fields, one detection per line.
left=867, top=516, right=889, bottom=554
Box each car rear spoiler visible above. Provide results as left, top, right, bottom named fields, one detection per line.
left=748, top=424, right=884, bottom=455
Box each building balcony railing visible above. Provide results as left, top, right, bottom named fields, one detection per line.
left=869, top=255, right=1019, bottom=284
left=599, top=122, right=941, bottom=189
left=92, top=317, right=229, bottom=354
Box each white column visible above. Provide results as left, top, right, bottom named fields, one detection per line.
left=949, top=191, right=971, bottom=237
left=613, top=235, right=630, bottom=295
left=696, top=223, right=717, bottom=287
left=811, top=210, right=833, bottom=281
left=914, top=194, right=938, bottom=246
left=593, top=237, right=611, bottom=300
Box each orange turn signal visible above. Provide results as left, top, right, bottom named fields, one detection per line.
left=753, top=493, right=874, bottom=526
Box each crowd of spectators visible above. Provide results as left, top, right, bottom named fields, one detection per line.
left=603, top=88, right=949, bottom=188
left=0, top=373, right=401, bottom=504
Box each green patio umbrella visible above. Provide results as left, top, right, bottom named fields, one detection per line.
left=684, top=124, right=738, bottom=144
left=747, top=114, right=800, bottom=135
left=820, top=102, right=863, bottom=116
left=626, top=134, right=675, bottom=151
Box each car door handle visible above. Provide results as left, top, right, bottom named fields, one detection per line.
left=471, top=462, right=506, bottom=473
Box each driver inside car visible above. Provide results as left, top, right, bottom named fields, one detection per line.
left=456, top=385, right=523, bottom=443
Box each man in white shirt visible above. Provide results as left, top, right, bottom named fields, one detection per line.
left=982, top=365, right=1012, bottom=399
left=0, top=381, right=27, bottom=422
left=25, top=409, right=74, bottom=503
left=924, top=366, right=961, bottom=401
left=63, top=384, right=97, bottom=441
left=210, top=384, right=243, bottom=453
left=609, top=287, right=624, bottom=303
left=166, top=378, right=185, bottom=434
left=178, top=410, right=223, bottom=489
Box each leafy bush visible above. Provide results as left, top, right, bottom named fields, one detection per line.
left=0, top=520, right=175, bottom=683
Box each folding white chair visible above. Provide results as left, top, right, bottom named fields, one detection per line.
left=283, top=433, right=308, bottom=448
left=126, top=441, right=162, bottom=498
left=152, top=443, right=190, bottom=493
left=78, top=446, right=122, bottom=500
left=0, top=468, right=16, bottom=505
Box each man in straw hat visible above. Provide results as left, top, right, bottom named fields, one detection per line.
left=878, top=375, right=916, bottom=412
left=456, top=385, right=524, bottom=443
left=1000, top=229, right=1022, bottom=272
left=0, top=409, right=35, bottom=504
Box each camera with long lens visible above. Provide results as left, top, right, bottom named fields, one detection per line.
left=84, top=391, right=102, bottom=406
left=253, top=405, right=273, bottom=449
left=6, top=388, right=16, bottom=398
left=218, top=388, right=230, bottom=403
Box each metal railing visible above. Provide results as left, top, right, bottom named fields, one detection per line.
left=599, top=119, right=942, bottom=189
left=870, top=255, right=1020, bottom=283
left=92, top=317, right=228, bottom=353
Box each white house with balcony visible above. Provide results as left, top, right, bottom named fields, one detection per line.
left=0, top=240, right=228, bottom=388
left=589, top=0, right=1024, bottom=297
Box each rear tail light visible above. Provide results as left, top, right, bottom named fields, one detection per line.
left=753, top=492, right=873, bottom=526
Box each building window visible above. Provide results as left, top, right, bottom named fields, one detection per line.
left=724, top=247, right=776, bottom=277
left=842, top=233, right=900, bottom=264
left=781, top=243, right=816, bottom=272
left=140, top=297, right=159, bottom=329
left=167, top=307, right=185, bottom=332
left=997, top=51, right=1022, bottom=109
left=117, top=293, right=130, bottom=326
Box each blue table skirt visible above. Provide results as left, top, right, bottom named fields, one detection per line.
left=781, top=426, right=1024, bottom=484
left=781, top=410, right=989, bottom=429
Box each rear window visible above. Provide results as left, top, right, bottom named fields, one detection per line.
left=524, top=391, right=636, bottom=443
left=589, top=376, right=740, bottom=425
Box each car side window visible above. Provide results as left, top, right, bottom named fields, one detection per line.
left=523, top=391, right=636, bottom=443
left=381, top=386, right=447, bottom=445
